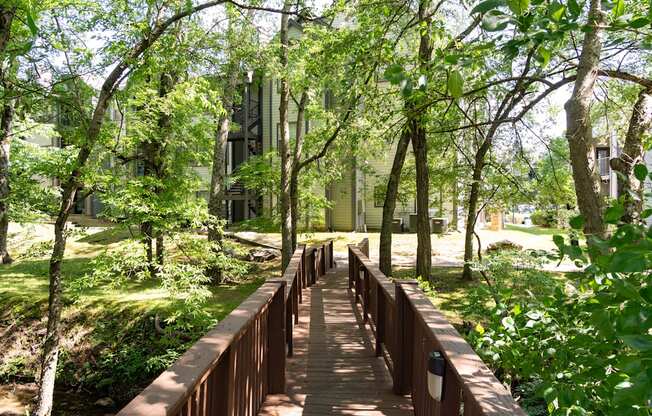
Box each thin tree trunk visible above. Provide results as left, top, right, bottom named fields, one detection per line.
left=0, top=6, right=16, bottom=265
left=462, top=154, right=486, bottom=280
left=451, top=159, right=459, bottom=231
left=0, top=92, right=14, bottom=264
left=290, top=92, right=308, bottom=251
left=379, top=130, right=410, bottom=276
left=156, top=234, right=164, bottom=266
left=140, top=72, right=175, bottom=277
left=411, top=0, right=434, bottom=281
left=35, top=185, right=78, bottom=416
left=207, top=69, right=237, bottom=281
left=279, top=1, right=292, bottom=269
left=610, top=89, right=652, bottom=223
left=564, top=0, right=605, bottom=240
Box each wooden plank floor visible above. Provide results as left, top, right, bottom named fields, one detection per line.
left=258, top=262, right=414, bottom=416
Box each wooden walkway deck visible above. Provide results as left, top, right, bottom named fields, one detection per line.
left=117, top=241, right=525, bottom=416
left=259, top=263, right=414, bottom=416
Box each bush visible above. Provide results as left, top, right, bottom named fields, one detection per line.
left=531, top=210, right=555, bottom=227
left=468, top=206, right=652, bottom=415
left=531, top=208, right=578, bottom=228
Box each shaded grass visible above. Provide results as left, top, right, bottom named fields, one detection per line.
left=392, top=266, right=486, bottom=326
left=0, top=225, right=279, bottom=414
left=392, top=264, right=566, bottom=328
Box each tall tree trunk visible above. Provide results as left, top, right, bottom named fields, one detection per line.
left=410, top=0, right=434, bottom=281
left=564, top=0, right=605, bottom=240
left=140, top=72, right=176, bottom=277
left=290, top=92, right=308, bottom=251
left=462, top=151, right=487, bottom=280
left=0, top=91, right=14, bottom=264
left=279, top=1, right=292, bottom=269
left=411, top=119, right=432, bottom=280
left=35, top=184, right=78, bottom=416
left=0, top=6, right=16, bottom=265
left=451, top=158, right=459, bottom=231
left=207, top=70, right=238, bottom=281
left=610, top=89, right=652, bottom=223
left=379, top=130, right=410, bottom=276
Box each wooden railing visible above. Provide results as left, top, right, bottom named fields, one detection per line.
left=348, top=241, right=525, bottom=416
left=117, top=240, right=335, bottom=416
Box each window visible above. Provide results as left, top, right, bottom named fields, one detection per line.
left=596, top=147, right=610, bottom=177
left=374, top=184, right=385, bottom=208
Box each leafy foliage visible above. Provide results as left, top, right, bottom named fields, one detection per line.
left=469, top=211, right=652, bottom=415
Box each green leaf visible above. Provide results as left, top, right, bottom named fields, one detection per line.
left=447, top=70, right=464, bottom=98
left=568, top=0, right=581, bottom=17
left=471, top=0, right=507, bottom=14
left=640, top=286, right=652, bottom=303
left=507, top=0, right=530, bottom=14
left=629, top=17, right=650, bottom=28
left=383, top=64, right=405, bottom=85
left=633, top=164, right=648, bottom=181
left=613, top=0, right=625, bottom=18
left=609, top=251, right=647, bottom=272
left=553, top=234, right=564, bottom=249
left=475, top=323, right=485, bottom=334
left=26, top=11, right=38, bottom=37
left=620, top=335, right=652, bottom=351
left=604, top=204, right=625, bottom=223
left=569, top=215, right=585, bottom=230
left=537, top=46, right=551, bottom=66
left=548, top=2, right=566, bottom=21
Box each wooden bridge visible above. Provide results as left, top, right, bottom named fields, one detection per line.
left=117, top=240, right=525, bottom=416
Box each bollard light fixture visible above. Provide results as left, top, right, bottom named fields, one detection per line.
left=427, top=351, right=446, bottom=402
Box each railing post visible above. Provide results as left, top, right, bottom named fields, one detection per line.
left=309, top=249, right=316, bottom=285
left=320, top=245, right=326, bottom=275
left=376, top=285, right=385, bottom=357
left=354, top=263, right=362, bottom=304
left=268, top=280, right=286, bottom=394
left=293, top=279, right=299, bottom=325
left=329, top=241, right=334, bottom=268
left=362, top=268, right=369, bottom=323
left=394, top=280, right=418, bottom=395
left=298, top=253, right=303, bottom=305
left=348, top=246, right=354, bottom=289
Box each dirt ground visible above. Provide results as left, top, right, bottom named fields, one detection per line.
left=233, top=225, right=578, bottom=272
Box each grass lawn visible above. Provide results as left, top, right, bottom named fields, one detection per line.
left=0, top=223, right=280, bottom=415
left=504, top=223, right=564, bottom=236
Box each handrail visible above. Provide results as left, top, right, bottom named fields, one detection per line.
left=117, top=280, right=286, bottom=416
left=117, top=240, right=335, bottom=416
left=348, top=245, right=525, bottom=416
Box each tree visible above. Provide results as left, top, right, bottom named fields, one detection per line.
left=564, top=0, right=606, bottom=243
left=207, top=6, right=258, bottom=281
left=34, top=2, right=237, bottom=414
left=0, top=1, right=39, bottom=264
left=610, top=88, right=652, bottom=223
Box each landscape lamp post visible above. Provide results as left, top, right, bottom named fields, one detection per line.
left=428, top=351, right=446, bottom=402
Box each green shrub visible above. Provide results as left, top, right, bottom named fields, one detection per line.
left=468, top=204, right=652, bottom=415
